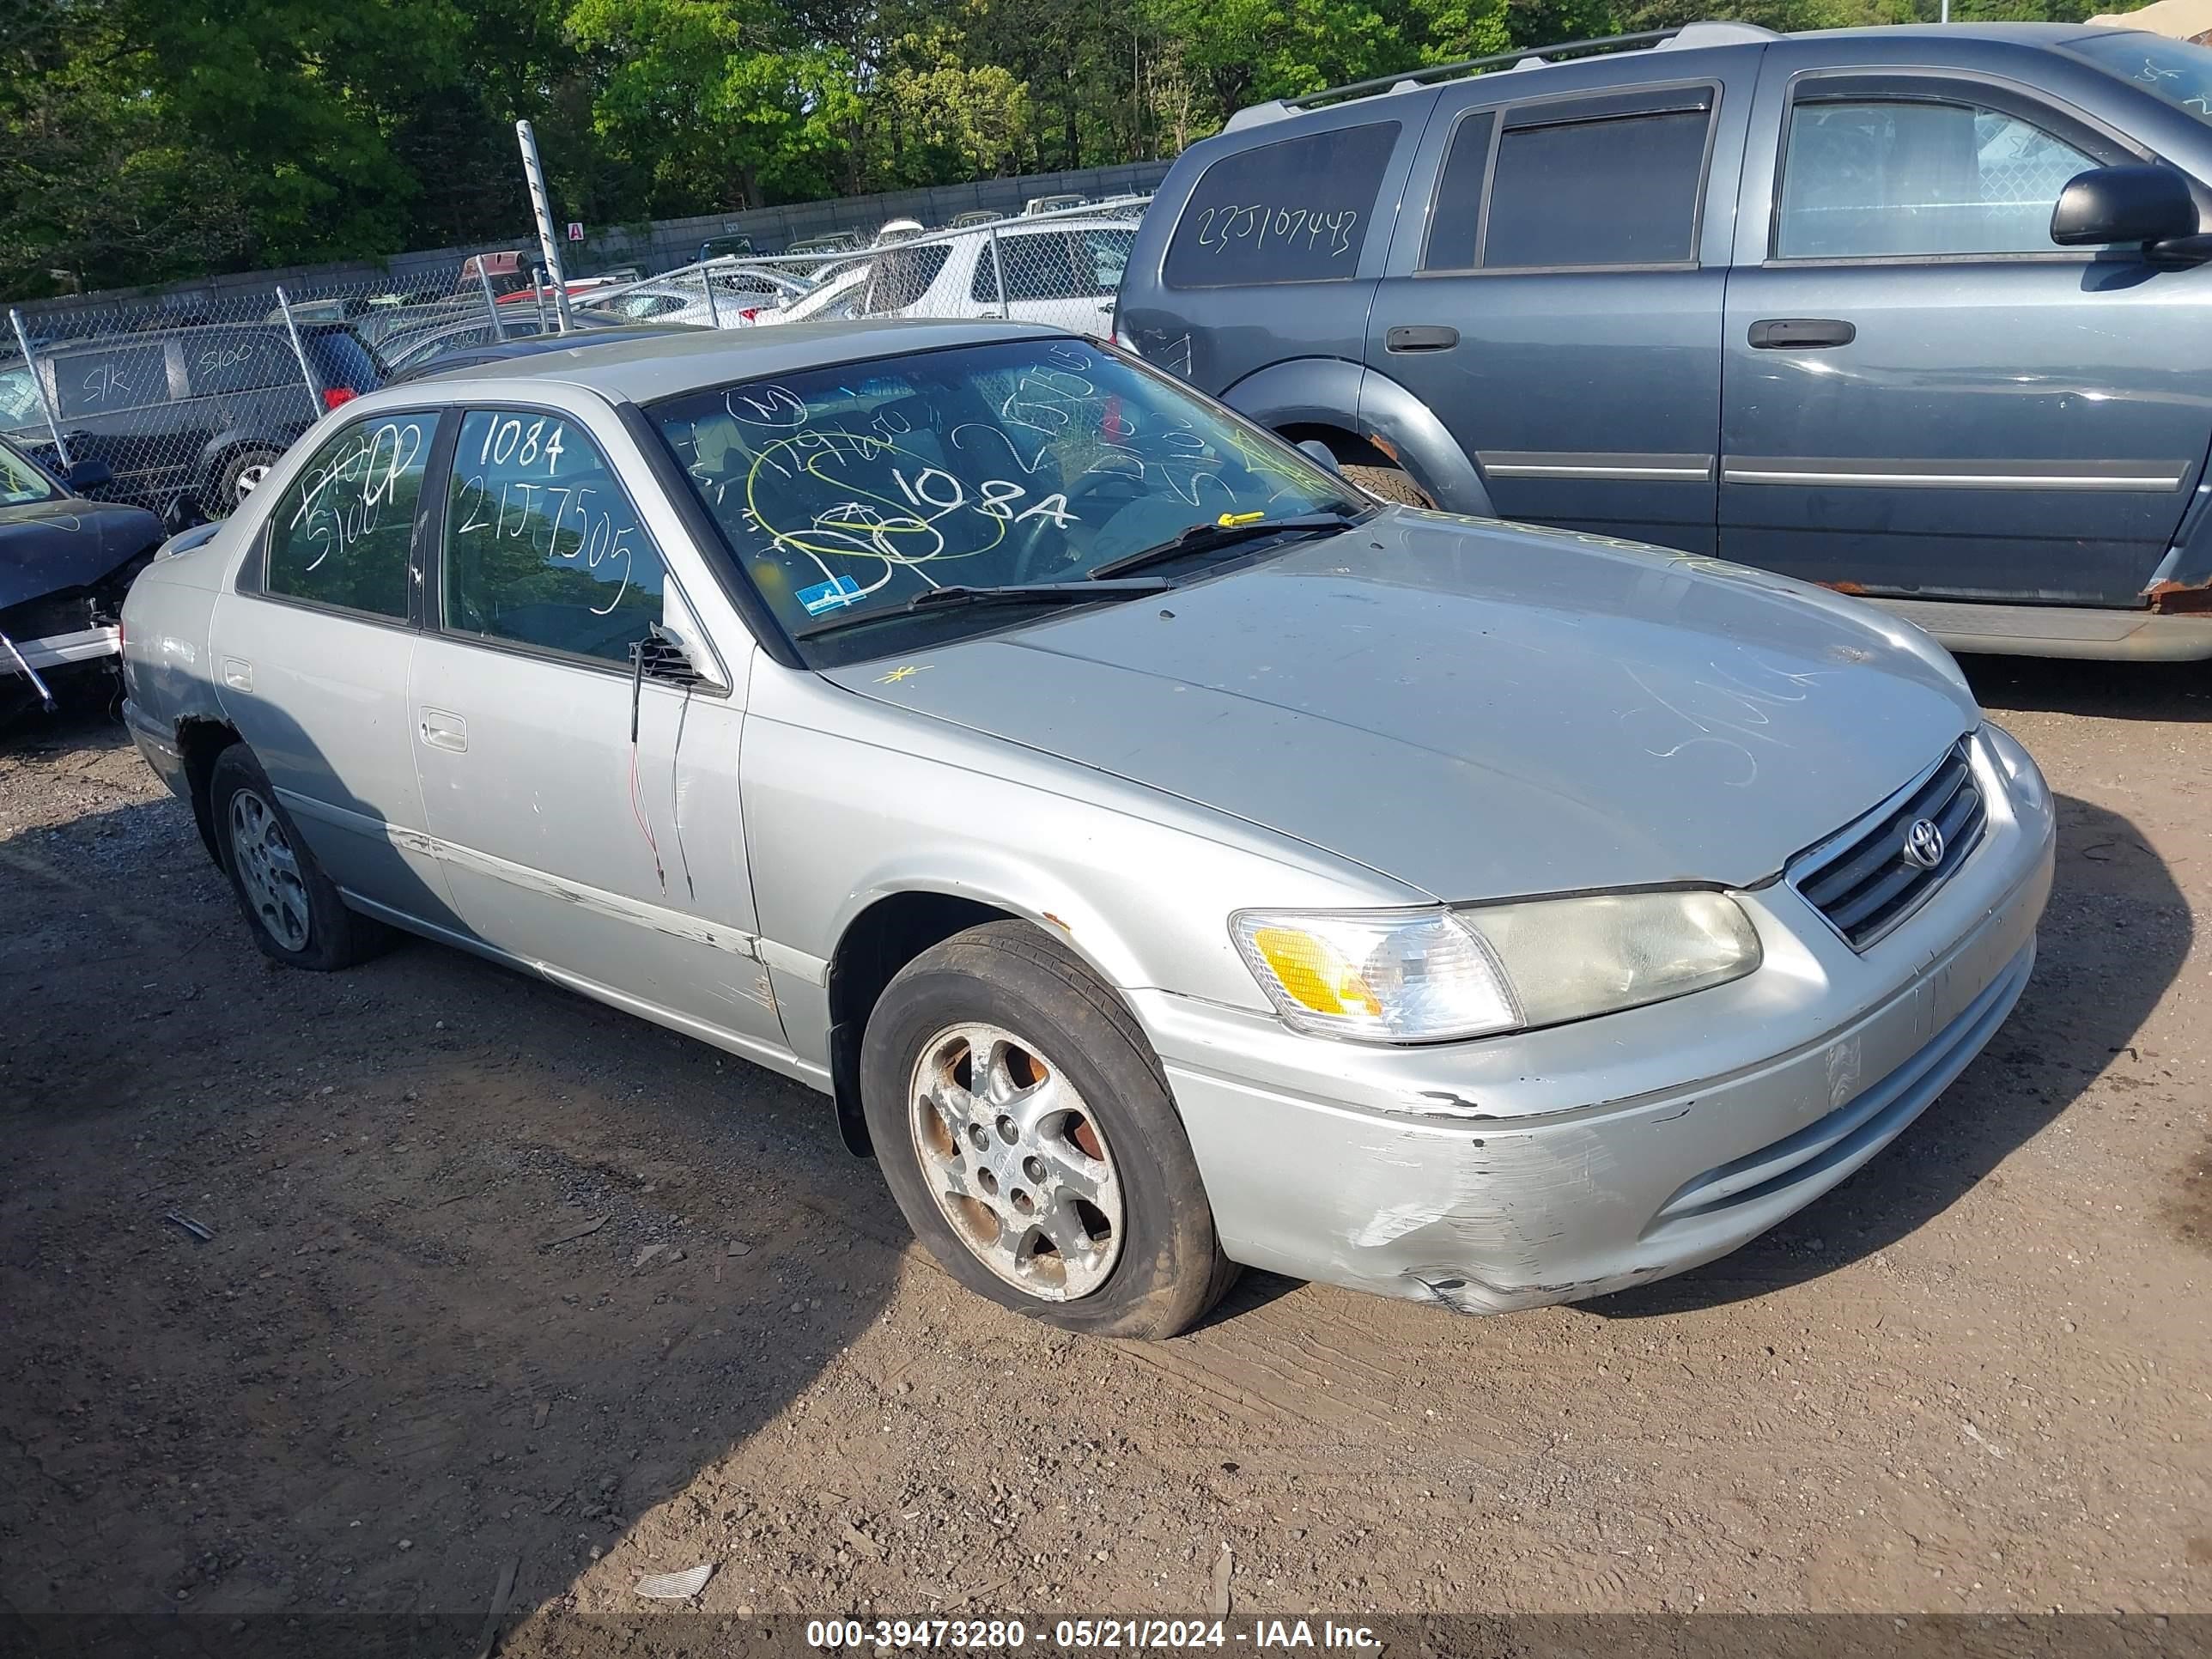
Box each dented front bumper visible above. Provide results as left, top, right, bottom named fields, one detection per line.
left=1134, top=726, right=2056, bottom=1314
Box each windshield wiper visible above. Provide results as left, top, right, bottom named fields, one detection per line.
left=1086, top=505, right=1366, bottom=581
left=795, top=577, right=1172, bottom=641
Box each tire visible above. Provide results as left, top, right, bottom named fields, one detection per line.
left=209, top=745, right=387, bottom=971
left=212, top=447, right=286, bottom=515
left=1340, top=461, right=1432, bottom=507
left=860, top=921, right=1238, bottom=1340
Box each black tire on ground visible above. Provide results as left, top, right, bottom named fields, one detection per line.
left=1340, top=461, right=1431, bottom=507
left=213, top=447, right=287, bottom=514
left=860, top=921, right=1238, bottom=1340
left=208, top=744, right=388, bottom=971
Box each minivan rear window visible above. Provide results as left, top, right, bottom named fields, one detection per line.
left=1164, top=122, right=1400, bottom=289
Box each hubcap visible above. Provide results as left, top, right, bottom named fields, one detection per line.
left=908, top=1022, right=1123, bottom=1300
left=228, top=788, right=311, bottom=952
left=234, top=464, right=270, bottom=500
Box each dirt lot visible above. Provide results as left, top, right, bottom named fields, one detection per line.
left=2, top=656, right=2208, bottom=1648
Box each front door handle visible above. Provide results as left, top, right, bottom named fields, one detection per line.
left=419, top=708, right=468, bottom=754
left=1385, top=325, right=1460, bottom=353
left=1748, top=318, right=1856, bottom=350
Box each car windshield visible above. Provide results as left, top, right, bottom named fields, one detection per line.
left=0, top=438, right=58, bottom=505
left=654, top=337, right=1355, bottom=652
left=2069, top=31, right=2212, bottom=126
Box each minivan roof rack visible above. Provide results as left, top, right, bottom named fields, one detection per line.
left=1226, top=21, right=1777, bottom=127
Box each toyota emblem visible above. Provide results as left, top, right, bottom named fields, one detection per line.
left=1901, top=817, right=1946, bottom=870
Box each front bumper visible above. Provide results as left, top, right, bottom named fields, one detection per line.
left=1137, top=725, right=2057, bottom=1314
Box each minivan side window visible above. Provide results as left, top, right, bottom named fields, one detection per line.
left=264, top=411, right=435, bottom=620
left=441, top=408, right=666, bottom=665
left=1777, top=98, right=2103, bottom=258
left=184, top=331, right=299, bottom=397
left=55, top=343, right=169, bottom=419
left=1164, top=122, right=1401, bottom=289
left=1477, top=100, right=1713, bottom=270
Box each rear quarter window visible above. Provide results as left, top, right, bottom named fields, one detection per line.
left=1164, top=122, right=1400, bottom=289
left=55, top=343, right=169, bottom=418
left=183, top=331, right=301, bottom=396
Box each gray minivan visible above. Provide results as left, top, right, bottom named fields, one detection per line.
left=1115, top=21, right=2212, bottom=659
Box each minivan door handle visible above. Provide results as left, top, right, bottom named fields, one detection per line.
left=1385, top=325, right=1460, bottom=353
left=1748, top=318, right=1856, bottom=350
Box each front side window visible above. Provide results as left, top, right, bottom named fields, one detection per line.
left=0, top=438, right=59, bottom=505
left=265, top=411, right=435, bottom=618
left=1164, top=122, right=1400, bottom=288
left=1481, top=104, right=1711, bottom=269
left=866, top=245, right=953, bottom=313
left=55, top=343, right=167, bottom=419
left=653, top=337, right=1357, bottom=653
left=1777, top=97, right=2102, bottom=258
left=441, top=409, right=667, bottom=665
left=0, top=362, right=45, bottom=433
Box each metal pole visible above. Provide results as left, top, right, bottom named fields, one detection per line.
left=1940, top=0, right=1949, bottom=19
left=532, top=270, right=550, bottom=334
left=988, top=222, right=1010, bottom=319
left=9, top=308, right=70, bottom=471
left=475, top=255, right=502, bottom=331
left=701, top=262, right=723, bottom=329
left=274, top=287, right=325, bottom=422
left=515, top=119, right=574, bottom=333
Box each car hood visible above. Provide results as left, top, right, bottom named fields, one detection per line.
left=821, top=513, right=1981, bottom=899
left=0, top=495, right=166, bottom=612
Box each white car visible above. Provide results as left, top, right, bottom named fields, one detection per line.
left=750, top=265, right=872, bottom=326
left=858, top=218, right=1135, bottom=339
left=580, top=269, right=814, bottom=331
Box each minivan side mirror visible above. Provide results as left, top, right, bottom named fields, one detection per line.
left=2051, top=163, right=2200, bottom=248
left=64, top=457, right=112, bottom=495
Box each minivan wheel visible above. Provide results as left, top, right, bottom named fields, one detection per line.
left=209, top=745, right=387, bottom=971
left=216, top=447, right=286, bottom=513
left=860, top=921, right=1237, bottom=1339
left=1340, top=462, right=1431, bottom=507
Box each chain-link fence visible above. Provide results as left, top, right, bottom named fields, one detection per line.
left=2, top=196, right=1152, bottom=526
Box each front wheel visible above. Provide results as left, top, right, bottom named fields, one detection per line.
left=860, top=921, right=1237, bottom=1339
left=1340, top=461, right=1431, bottom=507
left=213, top=447, right=286, bottom=515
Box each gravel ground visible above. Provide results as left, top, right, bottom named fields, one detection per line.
left=1, top=655, right=2207, bottom=1648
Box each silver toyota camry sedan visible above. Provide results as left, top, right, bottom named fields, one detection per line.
left=119, top=323, right=2055, bottom=1338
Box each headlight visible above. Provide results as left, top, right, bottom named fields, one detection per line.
left=1232, top=890, right=1761, bottom=1043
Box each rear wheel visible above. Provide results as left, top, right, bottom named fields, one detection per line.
left=210, top=745, right=387, bottom=970
left=860, top=921, right=1237, bottom=1339
left=1340, top=462, right=1431, bottom=507
left=213, top=447, right=286, bottom=515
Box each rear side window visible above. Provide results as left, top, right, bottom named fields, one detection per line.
left=1164, top=122, right=1400, bottom=288
left=184, top=331, right=300, bottom=396
left=55, top=343, right=168, bottom=418
left=441, top=409, right=667, bottom=665
left=264, top=411, right=435, bottom=619
left=1480, top=99, right=1712, bottom=269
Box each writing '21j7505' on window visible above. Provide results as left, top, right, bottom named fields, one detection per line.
left=442, top=410, right=667, bottom=666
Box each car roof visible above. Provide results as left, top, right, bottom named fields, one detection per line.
left=429, top=317, right=1066, bottom=404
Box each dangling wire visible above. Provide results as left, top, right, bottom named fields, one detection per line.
left=628, top=639, right=667, bottom=895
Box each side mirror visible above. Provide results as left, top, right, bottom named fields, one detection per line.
left=64, top=457, right=113, bottom=494
left=2051, top=163, right=2199, bottom=247
left=1296, top=438, right=1342, bottom=475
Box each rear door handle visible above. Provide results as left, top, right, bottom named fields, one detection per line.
left=419, top=708, right=468, bottom=754
left=1748, top=318, right=1856, bottom=349
left=1385, top=325, right=1460, bottom=353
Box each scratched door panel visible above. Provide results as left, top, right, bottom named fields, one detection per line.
left=407, top=632, right=782, bottom=1049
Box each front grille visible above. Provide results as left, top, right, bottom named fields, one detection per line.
left=1791, top=741, right=1985, bottom=951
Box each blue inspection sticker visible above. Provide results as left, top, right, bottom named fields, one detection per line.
left=796, top=574, right=865, bottom=616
